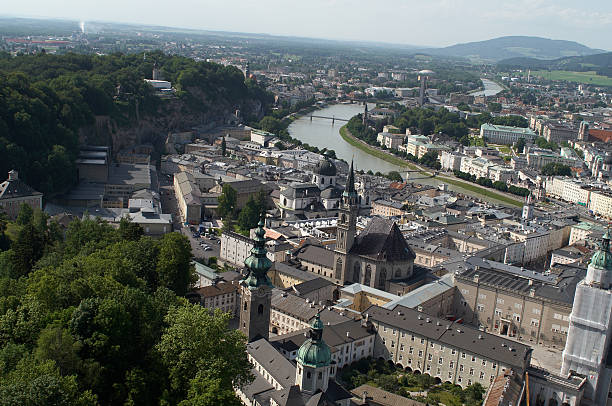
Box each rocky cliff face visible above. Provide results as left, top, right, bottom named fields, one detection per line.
left=79, top=92, right=264, bottom=155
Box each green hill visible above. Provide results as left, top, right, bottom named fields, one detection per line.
left=420, top=36, right=604, bottom=62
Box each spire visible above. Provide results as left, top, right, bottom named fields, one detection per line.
left=343, top=160, right=356, bottom=198
left=242, top=216, right=273, bottom=289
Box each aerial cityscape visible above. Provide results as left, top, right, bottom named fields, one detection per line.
left=0, top=3, right=612, bottom=405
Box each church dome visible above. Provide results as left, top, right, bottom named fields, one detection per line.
left=314, top=158, right=336, bottom=177
left=296, top=313, right=331, bottom=368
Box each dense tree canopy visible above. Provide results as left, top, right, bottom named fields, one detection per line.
left=0, top=52, right=272, bottom=197
left=0, top=208, right=251, bottom=405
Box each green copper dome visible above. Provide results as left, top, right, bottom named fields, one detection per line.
left=590, top=230, right=612, bottom=271
left=297, top=313, right=331, bottom=368
left=242, top=218, right=273, bottom=290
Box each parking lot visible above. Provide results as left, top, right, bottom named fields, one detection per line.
left=181, top=227, right=221, bottom=262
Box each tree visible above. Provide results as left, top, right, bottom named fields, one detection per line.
left=386, top=171, right=403, bottom=182
left=11, top=223, right=45, bottom=277
left=217, top=184, right=237, bottom=219
left=221, top=136, right=227, bottom=157
left=237, top=196, right=260, bottom=234
left=156, top=305, right=253, bottom=404
left=273, top=141, right=285, bottom=150
left=15, top=203, right=33, bottom=226
left=119, top=217, right=144, bottom=241
left=514, top=138, right=526, bottom=153
left=34, top=326, right=82, bottom=377
left=487, top=102, right=502, bottom=113
left=541, top=163, right=572, bottom=176
left=156, top=233, right=195, bottom=296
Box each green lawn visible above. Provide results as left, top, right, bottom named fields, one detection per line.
left=527, top=70, right=612, bottom=87
left=436, top=175, right=523, bottom=207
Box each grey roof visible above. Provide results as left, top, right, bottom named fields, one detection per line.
left=320, top=186, right=342, bottom=199
left=269, top=385, right=306, bottom=406
left=351, top=384, right=425, bottom=406
left=0, top=176, right=42, bottom=200
left=383, top=274, right=455, bottom=310
left=281, top=183, right=321, bottom=199
left=243, top=368, right=275, bottom=402
left=247, top=338, right=296, bottom=389
left=272, top=291, right=351, bottom=325
left=275, top=262, right=319, bottom=282
left=296, top=245, right=335, bottom=269
left=271, top=319, right=373, bottom=353
left=350, top=217, right=415, bottom=262
left=290, top=277, right=335, bottom=296
left=454, top=258, right=586, bottom=305
left=365, top=305, right=531, bottom=371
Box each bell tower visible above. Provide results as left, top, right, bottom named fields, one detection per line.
left=334, top=160, right=359, bottom=283
left=239, top=217, right=273, bottom=342
left=295, top=313, right=332, bottom=394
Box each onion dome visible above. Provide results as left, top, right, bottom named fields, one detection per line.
left=586, top=229, right=612, bottom=289
left=296, top=313, right=331, bottom=368
left=242, top=217, right=273, bottom=290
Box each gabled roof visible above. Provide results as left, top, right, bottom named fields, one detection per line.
left=0, top=177, right=42, bottom=200
left=350, top=217, right=415, bottom=262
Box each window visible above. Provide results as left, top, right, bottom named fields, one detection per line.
left=420, top=338, right=425, bottom=344
left=480, top=371, right=485, bottom=379
left=448, top=372, right=453, bottom=379
left=418, top=350, right=423, bottom=357
left=383, top=326, right=387, bottom=332
left=399, top=354, right=403, bottom=360
left=430, top=342, right=434, bottom=348
left=553, top=313, right=563, bottom=320
left=531, top=319, right=539, bottom=327
left=428, top=354, right=433, bottom=361
left=471, top=356, right=476, bottom=362
left=459, top=365, right=464, bottom=372
left=409, top=347, right=413, bottom=354
left=478, top=293, right=487, bottom=299
left=400, top=344, right=404, bottom=351
left=391, top=342, right=395, bottom=348
left=469, top=368, right=474, bottom=376
left=513, top=314, right=521, bottom=322
left=392, top=329, right=396, bottom=336
left=335, top=258, right=342, bottom=280
left=451, top=348, right=456, bottom=355
left=514, top=303, right=522, bottom=309
left=244, top=301, right=248, bottom=311
left=461, top=289, right=469, bottom=295
left=461, top=352, right=466, bottom=359
left=438, top=357, right=443, bottom=365
left=364, top=264, right=372, bottom=286
left=449, top=361, right=454, bottom=368
left=497, top=298, right=504, bottom=304
left=482, top=360, right=486, bottom=366
left=477, top=304, right=485, bottom=312
left=532, top=308, right=541, bottom=315
left=426, top=364, right=431, bottom=372
left=458, top=377, right=462, bottom=383
left=495, top=308, right=502, bottom=317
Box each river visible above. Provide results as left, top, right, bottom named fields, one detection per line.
left=288, top=103, right=515, bottom=207
left=469, top=78, right=504, bottom=97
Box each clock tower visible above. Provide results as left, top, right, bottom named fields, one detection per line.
left=239, top=217, right=274, bottom=342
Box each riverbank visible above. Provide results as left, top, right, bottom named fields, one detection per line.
left=339, top=124, right=523, bottom=207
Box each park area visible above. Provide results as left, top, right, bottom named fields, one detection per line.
left=339, top=357, right=485, bottom=406
left=528, top=70, right=612, bottom=87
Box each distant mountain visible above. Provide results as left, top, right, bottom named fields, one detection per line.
left=418, top=36, right=604, bottom=62
left=498, top=52, right=612, bottom=77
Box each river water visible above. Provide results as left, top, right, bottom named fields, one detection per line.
left=469, top=78, right=504, bottom=97
left=288, top=101, right=513, bottom=207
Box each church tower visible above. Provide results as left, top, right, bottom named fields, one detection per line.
left=561, top=230, right=612, bottom=404
left=239, top=218, right=273, bottom=342
left=295, top=313, right=332, bottom=394
left=334, top=160, right=359, bottom=283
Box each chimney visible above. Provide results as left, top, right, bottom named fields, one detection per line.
left=7, top=170, right=17, bottom=181
left=346, top=331, right=350, bottom=338
left=362, top=391, right=368, bottom=403
left=529, top=288, right=536, bottom=297
left=473, top=274, right=479, bottom=283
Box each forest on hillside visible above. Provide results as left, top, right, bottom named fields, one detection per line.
left=0, top=51, right=273, bottom=197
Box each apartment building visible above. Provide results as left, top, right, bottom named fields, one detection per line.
left=173, top=171, right=202, bottom=224
left=367, top=305, right=532, bottom=389
left=192, top=281, right=239, bottom=316
left=371, top=199, right=405, bottom=217
left=588, top=189, right=612, bottom=219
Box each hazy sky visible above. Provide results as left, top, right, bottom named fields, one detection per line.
left=6, top=0, right=612, bottom=49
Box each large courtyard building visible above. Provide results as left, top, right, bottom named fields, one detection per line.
left=480, top=123, right=537, bottom=145
left=0, top=170, right=42, bottom=220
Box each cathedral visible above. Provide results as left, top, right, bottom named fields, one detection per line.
left=237, top=219, right=352, bottom=405
left=297, top=160, right=416, bottom=291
